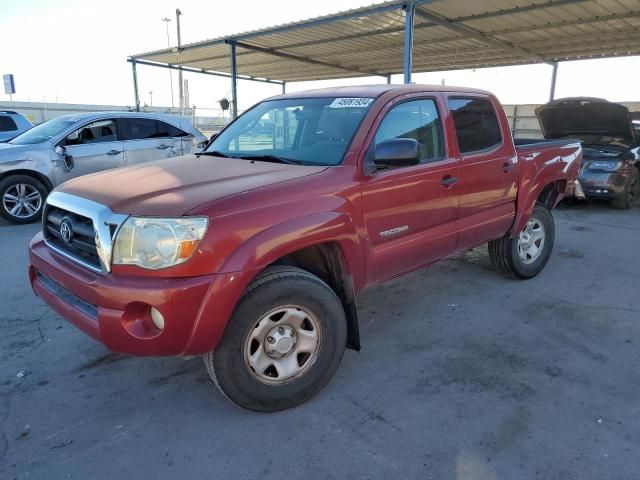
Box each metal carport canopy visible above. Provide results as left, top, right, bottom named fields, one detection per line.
left=129, top=0, right=640, bottom=114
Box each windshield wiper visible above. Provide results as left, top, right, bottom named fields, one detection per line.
left=196, top=150, right=235, bottom=158
left=237, top=154, right=302, bottom=165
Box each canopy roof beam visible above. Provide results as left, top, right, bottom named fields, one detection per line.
left=126, top=58, right=284, bottom=85
left=230, top=40, right=390, bottom=79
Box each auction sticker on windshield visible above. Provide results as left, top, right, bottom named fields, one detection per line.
left=329, top=98, right=374, bottom=108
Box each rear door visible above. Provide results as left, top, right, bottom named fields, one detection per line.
left=446, top=95, right=517, bottom=250
left=360, top=95, right=459, bottom=283
left=55, top=118, right=124, bottom=184
left=119, top=118, right=180, bottom=166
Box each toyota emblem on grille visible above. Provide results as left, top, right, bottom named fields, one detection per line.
left=59, top=220, right=73, bottom=244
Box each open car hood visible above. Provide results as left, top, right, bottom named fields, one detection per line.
left=536, top=98, right=634, bottom=147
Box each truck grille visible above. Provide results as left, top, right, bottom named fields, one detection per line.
left=43, top=205, right=102, bottom=271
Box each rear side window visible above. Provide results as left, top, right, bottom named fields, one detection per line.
left=157, top=121, right=189, bottom=137
left=448, top=98, right=502, bottom=154
left=120, top=118, right=158, bottom=140
left=0, top=116, right=18, bottom=132
left=120, top=118, right=189, bottom=140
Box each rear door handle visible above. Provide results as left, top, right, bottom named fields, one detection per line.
left=502, top=162, right=515, bottom=172
left=439, top=175, right=458, bottom=187
left=157, top=144, right=172, bottom=150
left=106, top=150, right=121, bottom=156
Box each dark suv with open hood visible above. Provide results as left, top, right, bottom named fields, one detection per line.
left=536, top=98, right=639, bottom=209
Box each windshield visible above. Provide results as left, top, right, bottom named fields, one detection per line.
left=206, top=97, right=374, bottom=166
left=9, top=117, right=77, bottom=145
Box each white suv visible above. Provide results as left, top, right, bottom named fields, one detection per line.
left=0, top=111, right=33, bottom=142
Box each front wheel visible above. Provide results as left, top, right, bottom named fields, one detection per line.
left=0, top=175, right=48, bottom=224
left=489, top=203, right=555, bottom=279
left=203, top=266, right=347, bottom=412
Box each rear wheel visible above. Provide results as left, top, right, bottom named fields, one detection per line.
left=0, top=175, right=48, bottom=224
left=204, top=266, right=347, bottom=411
left=611, top=168, right=639, bottom=210
left=489, top=203, right=555, bottom=279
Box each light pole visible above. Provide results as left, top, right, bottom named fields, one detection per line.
left=161, top=17, right=175, bottom=108
left=176, top=8, right=183, bottom=111
left=149, top=90, right=153, bottom=106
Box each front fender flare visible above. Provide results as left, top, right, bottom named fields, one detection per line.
left=182, top=212, right=363, bottom=355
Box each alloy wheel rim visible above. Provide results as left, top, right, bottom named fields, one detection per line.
left=517, top=218, right=545, bottom=264
left=244, top=305, right=322, bottom=385
left=2, top=184, right=42, bottom=219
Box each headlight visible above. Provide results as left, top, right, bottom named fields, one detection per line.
left=112, top=217, right=208, bottom=269
left=589, top=160, right=622, bottom=172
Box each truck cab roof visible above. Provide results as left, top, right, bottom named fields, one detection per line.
left=268, top=84, right=494, bottom=101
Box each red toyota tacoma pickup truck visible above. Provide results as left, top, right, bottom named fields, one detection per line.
left=29, top=85, right=582, bottom=411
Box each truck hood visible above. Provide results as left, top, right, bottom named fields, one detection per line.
left=58, top=155, right=327, bottom=216
left=536, top=98, right=634, bottom=147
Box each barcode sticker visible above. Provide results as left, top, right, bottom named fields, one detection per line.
left=329, top=97, right=374, bottom=108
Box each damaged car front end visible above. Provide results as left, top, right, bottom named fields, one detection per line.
left=536, top=98, right=639, bottom=209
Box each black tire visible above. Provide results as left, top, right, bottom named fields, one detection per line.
left=0, top=174, right=48, bottom=224
left=611, top=168, right=639, bottom=210
left=203, top=266, right=347, bottom=412
left=489, top=203, right=555, bottom=279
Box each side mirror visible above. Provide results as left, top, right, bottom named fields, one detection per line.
left=55, top=145, right=74, bottom=171
left=374, top=138, right=420, bottom=167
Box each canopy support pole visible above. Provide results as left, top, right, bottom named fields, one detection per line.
left=131, top=59, right=140, bottom=111
left=229, top=41, right=238, bottom=119
left=282, top=81, right=286, bottom=94
left=403, top=1, right=416, bottom=84
left=549, top=62, right=558, bottom=101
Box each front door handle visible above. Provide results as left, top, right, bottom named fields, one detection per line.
left=106, top=150, right=122, bottom=156
left=439, top=175, right=458, bottom=187
left=157, top=144, right=172, bottom=150
left=502, top=162, right=515, bottom=173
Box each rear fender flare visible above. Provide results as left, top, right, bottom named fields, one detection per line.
left=510, top=173, right=566, bottom=237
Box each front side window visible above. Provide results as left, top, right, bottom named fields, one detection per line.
left=0, top=116, right=18, bottom=132
left=64, top=120, right=117, bottom=146
left=206, top=97, right=374, bottom=166
left=374, top=99, right=444, bottom=163
left=449, top=97, right=502, bottom=154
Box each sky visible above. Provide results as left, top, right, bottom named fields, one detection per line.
left=1, top=0, right=639, bottom=114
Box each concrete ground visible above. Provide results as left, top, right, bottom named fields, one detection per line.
left=1, top=202, right=639, bottom=480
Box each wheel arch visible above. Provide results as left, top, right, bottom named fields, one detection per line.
left=0, top=169, right=53, bottom=192
left=510, top=179, right=564, bottom=237
left=269, top=242, right=361, bottom=351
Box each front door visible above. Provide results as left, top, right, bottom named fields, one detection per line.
left=55, top=118, right=124, bottom=184
left=360, top=97, right=459, bottom=284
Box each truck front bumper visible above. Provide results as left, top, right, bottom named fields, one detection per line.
left=29, top=232, right=255, bottom=356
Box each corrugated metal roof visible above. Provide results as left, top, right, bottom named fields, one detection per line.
left=131, top=0, right=640, bottom=82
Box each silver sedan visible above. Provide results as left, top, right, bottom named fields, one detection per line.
left=0, top=111, right=207, bottom=224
